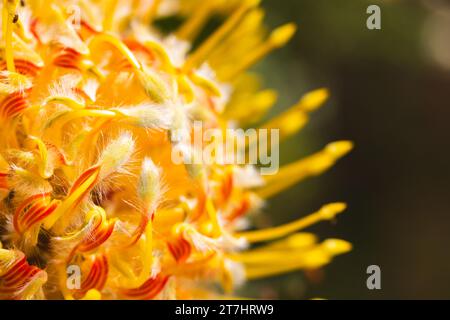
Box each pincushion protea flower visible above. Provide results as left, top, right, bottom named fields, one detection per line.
left=0, top=0, right=352, bottom=300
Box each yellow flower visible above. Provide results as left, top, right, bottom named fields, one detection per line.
left=0, top=0, right=352, bottom=300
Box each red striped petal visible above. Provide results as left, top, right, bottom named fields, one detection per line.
left=13, top=193, right=52, bottom=234
left=73, top=255, right=108, bottom=299
left=120, top=274, right=169, bottom=300
left=168, top=236, right=192, bottom=263
left=0, top=91, right=30, bottom=119
left=0, top=59, right=42, bottom=77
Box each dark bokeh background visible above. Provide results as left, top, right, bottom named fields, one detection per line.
left=245, top=0, right=450, bottom=299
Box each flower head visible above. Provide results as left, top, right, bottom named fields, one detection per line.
left=0, top=0, right=352, bottom=299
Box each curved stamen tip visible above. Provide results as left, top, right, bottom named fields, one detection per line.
left=319, top=202, right=347, bottom=220
left=299, top=88, right=330, bottom=112
left=269, top=23, right=297, bottom=48
left=325, top=141, right=354, bottom=159
left=322, top=239, right=353, bottom=255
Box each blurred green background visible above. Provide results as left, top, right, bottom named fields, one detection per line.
left=239, top=0, right=450, bottom=299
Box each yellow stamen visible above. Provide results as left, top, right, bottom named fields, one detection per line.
left=135, top=222, right=153, bottom=286
left=28, top=136, right=52, bottom=179
left=259, top=88, right=329, bottom=142
left=112, top=222, right=154, bottom=288
left=235, top=203, right=346, bottom=243
left=249, top=233, right=318, bottom=252
left=144, top=0, right=163, bottom=25
left=229, top=234, right=319, bottom=264
left=256, top=141, right=353, bottom=199
left=176, top=2, right=216, bottom=41
left=225, top=89, right=278, bottom=125
left=189, top=72, right=222, bottom=97
left=183, top=0, right=260, bottom=72
left=110, top=251, right=137, bottom=280
left=43, top=166, right=101, bottom=230
left=44, top=109, right=116, bottom=146
left=3, top=0, right=19, bottom=72
left=222, top=23, right=297, bottom=80
left=46, top=110, right=116, bottom=129
left=205, top=199, right=222, bottom=238
left=43, top=96, right=85, bottom=110
left=143, top=40, right=175, bottom=71
left=89, top=33, right=142, bottom=70
left=296, top=87, right=330, bottom=113
left=137, top=69, right=170, bottom=103
left=103, top=0, right=119, bottom=31
left=243, top=239, right=352, bottom=280
left=207, top=8, right=264, bottom=66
